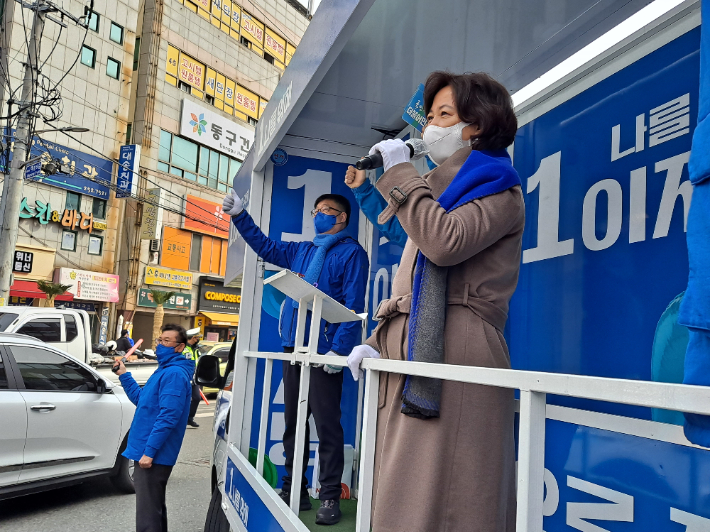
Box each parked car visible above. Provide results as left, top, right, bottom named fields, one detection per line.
left=198, top=341, right=231, bottom=396
left=0, top=307, right=158, bottom=385
left=0, top=332, right=136, bottom=500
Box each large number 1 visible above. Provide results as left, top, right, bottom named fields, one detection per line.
left=281, top=169, right=332, bottom=242
left=522, top=151, right=575, bottom=264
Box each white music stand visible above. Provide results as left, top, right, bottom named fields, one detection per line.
left=263, top=270, right=364, bottom=514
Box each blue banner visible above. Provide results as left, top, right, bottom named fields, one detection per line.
left=117, top=144, right=140, bottom=198
left=402, top=83, right=427, bottom=132
left=0, top=134, right=114, bottom=199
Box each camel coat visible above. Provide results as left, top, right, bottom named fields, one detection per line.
left=365, top=147, right=524, bottom=532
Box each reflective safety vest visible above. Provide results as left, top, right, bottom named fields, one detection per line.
left=183, top=344, right=199, bottom=361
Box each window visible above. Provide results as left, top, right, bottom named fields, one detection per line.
left=65, top=315, right=78, bottom=342
left=61, top=231, right=77, bottom=251
left=80, top=45, right=96, bottom=68
left=133, top=37, right=141, bottom=71
left=158, top=130, right=243, bottom=192
left=248, top=117, right=258, bottom=126
left=92, top=198, right=107, bottom=219
left=85, top=7, right=99, bottom=32
left=126, top=122, right=132, bottom=144
left=0, top=353, right=8, bottom=389
left=106, top=57, right=120, bottom=79
left=109, top=22, right=124, bottom=44
left=65, top=192, right=81, bottom=211
left=205, top=94, right=215, bottom=105
left=17, top=319, right=62, bottom=343
left=264, top=53, right=275, bottom=65
left=189, top=234, right=202, bottom=271
left=0, top=312, right=19, bottom=332
left=240, top=36, right=251, bottom=48
left=11, top=346, right=98, bottom=392
left=178, top=81, right=191, bottom=94
left=88, top=235, right=103, bottom=255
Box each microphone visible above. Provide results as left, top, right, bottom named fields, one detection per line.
left=355, top=139, right=429, bottom=170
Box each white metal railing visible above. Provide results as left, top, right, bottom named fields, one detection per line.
left=241, top=349, right=710, bottom=532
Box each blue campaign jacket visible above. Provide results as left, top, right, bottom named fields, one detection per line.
left=352, top=180, right=408, bottom=248
left=233, top=211, right=369, bottom=355
left=119, top=350, right=194, bottom=466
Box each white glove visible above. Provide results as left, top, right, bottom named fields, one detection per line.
left=222, top=189, right=244, bottom=216
left=323, top=350, right=343, bottom=374
left=369, top=139, right=410, bottom=172
left=347, top=344, right=380, bottom=381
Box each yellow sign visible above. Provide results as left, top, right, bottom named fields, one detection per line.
left=204, top=291, right=241, bottom=303
left=93, top=220, right=108, bottom=231
left=235, top=85, right=259, bottom=119
left=144, top=266, right=193, bottom=290
left=178, top=52, right=205, bottom=90
left=241, top=12, right=264, bottom=47
left=265, top=29, right=286, bottom=63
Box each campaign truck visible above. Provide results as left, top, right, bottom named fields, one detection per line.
left=196, top=2, right=710, bottom=531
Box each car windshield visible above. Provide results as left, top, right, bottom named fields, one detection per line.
left=0, top=312, right=19, bottom=332
left=198, top=345, right=214, bottom=356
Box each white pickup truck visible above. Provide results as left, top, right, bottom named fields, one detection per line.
left=0, top=307, right=158, bottom=385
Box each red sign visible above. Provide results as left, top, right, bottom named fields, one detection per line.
left=184, top=195, right=229, bottom=238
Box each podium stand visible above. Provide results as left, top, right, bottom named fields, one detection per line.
left=261, top=270, right=364, bottom=514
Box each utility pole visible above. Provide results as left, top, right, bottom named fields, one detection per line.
left=0, top=2, right=45, bottom=306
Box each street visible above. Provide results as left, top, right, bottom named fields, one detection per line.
left=0, top=403, right=215, bottom=532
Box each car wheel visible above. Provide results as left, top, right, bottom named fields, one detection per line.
left=204, top=485, right=231, bottom=532
left=110, top=455, right=135, bottom=493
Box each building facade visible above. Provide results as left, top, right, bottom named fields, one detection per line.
left=0, top=0, right=308, bottom=345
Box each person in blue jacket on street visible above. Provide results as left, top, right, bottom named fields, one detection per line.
left=223, top=188, right=368, bottom=526
left=114, top=323, right=194, bottom=532
left=344, top=165, right=408, bottom=248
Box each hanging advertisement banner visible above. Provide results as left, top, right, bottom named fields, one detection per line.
left=117, top=144, right=141, bottom=198
left=144, top=266, right=193, bottom=290
left=141, top=188, right=163, bottom=240
left=183, top=194, right=230, bottom=238
left=55, top=268, right=120, bottom=302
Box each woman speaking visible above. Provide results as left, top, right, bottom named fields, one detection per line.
left=347, top=71, right=524, bottom=531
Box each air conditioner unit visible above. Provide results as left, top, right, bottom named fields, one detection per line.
left=149, top=239, right=160, bottom=252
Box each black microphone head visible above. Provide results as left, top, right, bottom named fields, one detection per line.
left=355, top=151, right=384, bottom=170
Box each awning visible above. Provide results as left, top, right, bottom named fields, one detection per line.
left=199, top=312, right=239, bottom=326
left=11, top=280, right=74, bottom=301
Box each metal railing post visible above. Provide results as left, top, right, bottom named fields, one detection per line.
left=355, top=370, right=380, bottom=532
left=290, top=365, right=311, bottom=515
left=257, top=358, right=273, bottom=476
left=516, top=390, right=547, bottom=532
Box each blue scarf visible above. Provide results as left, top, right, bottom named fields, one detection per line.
left=292, top=231, right=349, bottom=307
left=402, top=149, right=522, bottom=419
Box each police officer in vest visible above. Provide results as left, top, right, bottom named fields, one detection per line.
left=183, top=328, right=202, bottom=428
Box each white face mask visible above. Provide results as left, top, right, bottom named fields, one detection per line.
left=422, top=122, right=471, bottom=166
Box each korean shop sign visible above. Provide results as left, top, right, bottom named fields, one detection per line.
left=19, top=136, right=112, bottom=199
left=138, top=287, right=192, bottom=311
left=144, top=266, right=193, bottom=290
left=12, top=251, right=33, bottom=274
left=180, top=99, right=254, bottom=160
left=178, top=52, right=205, bottom=90
left=18, top=197, right=104, bottom=234
left=55, top=268, right=120, bottom=303
left=117, top=144, right=141, bottom=198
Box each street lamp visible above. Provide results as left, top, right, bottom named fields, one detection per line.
left=34, top=126, right=90, bottom=134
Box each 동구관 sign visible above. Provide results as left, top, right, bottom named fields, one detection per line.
left=180, top=99, right=254, bottom=161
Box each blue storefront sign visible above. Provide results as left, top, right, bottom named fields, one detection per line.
left=24, top=160, right=41, bottom=180
left=249, top=155, right=362, bottom=491
left=117, top=144, right=141, bottom=198
left=511, top=27, right=710, bottom=528
left=0, top=135, right=114, bottom=199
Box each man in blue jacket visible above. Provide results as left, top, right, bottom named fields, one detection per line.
left=114, top=323, right=194, bottom=532
left=223, top=188, right=368, bottom=525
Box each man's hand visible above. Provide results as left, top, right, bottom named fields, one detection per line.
left=222, top=189, right=244, bottom=216
left=344, top=166, right=367, bottom=189
left=323, top=350, right=343, bottom=374
left=113, top=359, right=127, bottom=376
left=139, top=455, right=153, bottom=469
left=369, top=139, right=410, bottom=172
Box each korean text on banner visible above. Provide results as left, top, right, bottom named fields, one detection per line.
left=117, top=144, right=141, bottom=198
left=141, top=188, right=163, bottom=240
left=402, top=83, right=427, bottom=132
left=55, top=268, right=120, bottom=303
left=144, top=266, right=193, bottom=290
left=180, top=99, right=254, bottom=160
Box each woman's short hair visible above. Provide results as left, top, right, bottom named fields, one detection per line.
left=423, top=71, right=517, bottom=151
